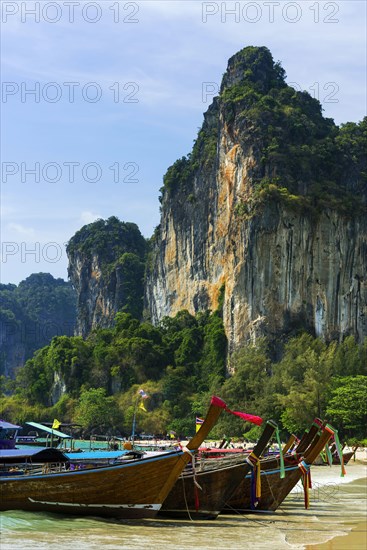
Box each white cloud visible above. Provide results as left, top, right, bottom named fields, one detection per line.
left=79, top=211, right=102, bottom=225
left=7, top=222, right=36, bottom=238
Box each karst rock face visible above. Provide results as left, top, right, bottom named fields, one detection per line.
left=67, top=250, right=120, bottom=338
left=67, top=218, right=147, bottom=338
left=145, top=46, right=367, bottom=353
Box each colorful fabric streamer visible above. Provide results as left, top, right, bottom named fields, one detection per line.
left=313, top=418, right=323, bottom=428
left=274, top=427, right=285, bottom=479
left=325, top=442, right=334, bottom=466
left=225, top=408, right=263, bottom=426
left=247, top=452, right=261, bottom=509
left=298, top=460, right=311, bottom=509
left=210, top=396, right=227, bottom=409
left=331, top=427, right=346, bottom=477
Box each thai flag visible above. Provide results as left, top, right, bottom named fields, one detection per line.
left=139, top=389, right=149, bottom=399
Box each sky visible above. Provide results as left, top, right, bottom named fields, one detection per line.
left=1, top=0, right=366, bottom=285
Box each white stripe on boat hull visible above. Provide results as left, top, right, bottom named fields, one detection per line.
left=28, top=498, right=161, bottom=510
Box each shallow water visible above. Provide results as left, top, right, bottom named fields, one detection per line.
left=0, top=464, right=366, bottom=550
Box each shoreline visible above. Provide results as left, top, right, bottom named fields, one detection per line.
left=306, top=521, right=367, bottom=550
left=305, top=465, right=366, bottom=550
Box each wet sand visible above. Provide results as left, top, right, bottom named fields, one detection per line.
left=305, top=461, right=367, bottom=550
left=307, top=521, right=366, bottom=550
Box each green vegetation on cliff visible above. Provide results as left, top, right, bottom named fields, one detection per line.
left=160, top=112, right=219, bottom=199
left=67, top=216, right=148, bottom=321
left=0, top=273, right=76, bottom=378
left=160, top=46, right=366, bottom=216
left=67, top=217, right=146, bottom=265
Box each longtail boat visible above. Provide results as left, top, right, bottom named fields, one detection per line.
left=159, top=420, right=277, bottom=519
left=281, top=434, right=298, bottom=455
left=0, top=421, right=21, bottom=450
left=314, top=444, right=357, bottom=466
left=224, top=421, right=334, bottom=513
left=0, top=447, right=69, bottom=468
left=0, top=396, right=226, bottom=519
left=332, top=447, right=357, bottom=465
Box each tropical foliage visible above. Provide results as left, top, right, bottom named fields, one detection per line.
left=66, top=217, right=147, bottom=265
left=1, top=308, right=227, bottom=436
left=1, top=305, right=366, bottom=441
left=0, top=273, right=76, bottom=377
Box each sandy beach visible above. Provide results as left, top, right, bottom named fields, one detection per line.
left=308, top=521, right=367, bottom=550
left=304, top=456, right=367, bottom=550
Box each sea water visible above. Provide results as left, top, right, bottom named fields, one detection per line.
left=0, top=464, right=366, bottom=550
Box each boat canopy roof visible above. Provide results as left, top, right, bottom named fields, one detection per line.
left=0, top=420, right=21, bottom=430
left=0, top=447, right=69, bottom=463
left=65, top=450, right=130, bottom=460
left=26, top=421, right=72, bottom=439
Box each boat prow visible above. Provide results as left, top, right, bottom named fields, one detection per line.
left=0, top=396, right=226, bottom=519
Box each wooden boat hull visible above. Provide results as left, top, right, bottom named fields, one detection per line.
left=314, top=449, right=356, bottom=466
left=336, top=451, right=354, bottom=465
left=224, top=423, right=334, bottom=513
left=160, top=420, right=278, bottom=519
left=0, top=395, right=228, bottom=519
left=0, top=451, right=189, bottom=518
left=224, top=455, right=303, bottom=512
left=160, top=456, right=247, bottom=519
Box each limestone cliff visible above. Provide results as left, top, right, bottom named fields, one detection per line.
left=67, top=217, right=147, bottom=337
left=67, top=250, right=122, bottom=338
left=146, top=47, right=367, bottom=353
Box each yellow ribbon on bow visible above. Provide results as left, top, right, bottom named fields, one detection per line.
left=248, top=451, right=261, bottom=499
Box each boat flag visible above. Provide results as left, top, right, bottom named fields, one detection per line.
left=138, top=389, right=149, bottom=399
left=139, top=401, right=147, bottom=412
left=52, top=419, right=61, bottom=429
left=196, top=417, right=204, bottom=432
left=225, top=409, right=263, bottom=426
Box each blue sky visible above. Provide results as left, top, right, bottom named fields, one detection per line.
left=1, top=0, right=366, bottom=284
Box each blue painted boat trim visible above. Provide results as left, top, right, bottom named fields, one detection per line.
left=65, top=450, right=129, bottom=460
left=0, top=450, right=184, bottom=481
left=244, top=465, right=300, bottom=479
